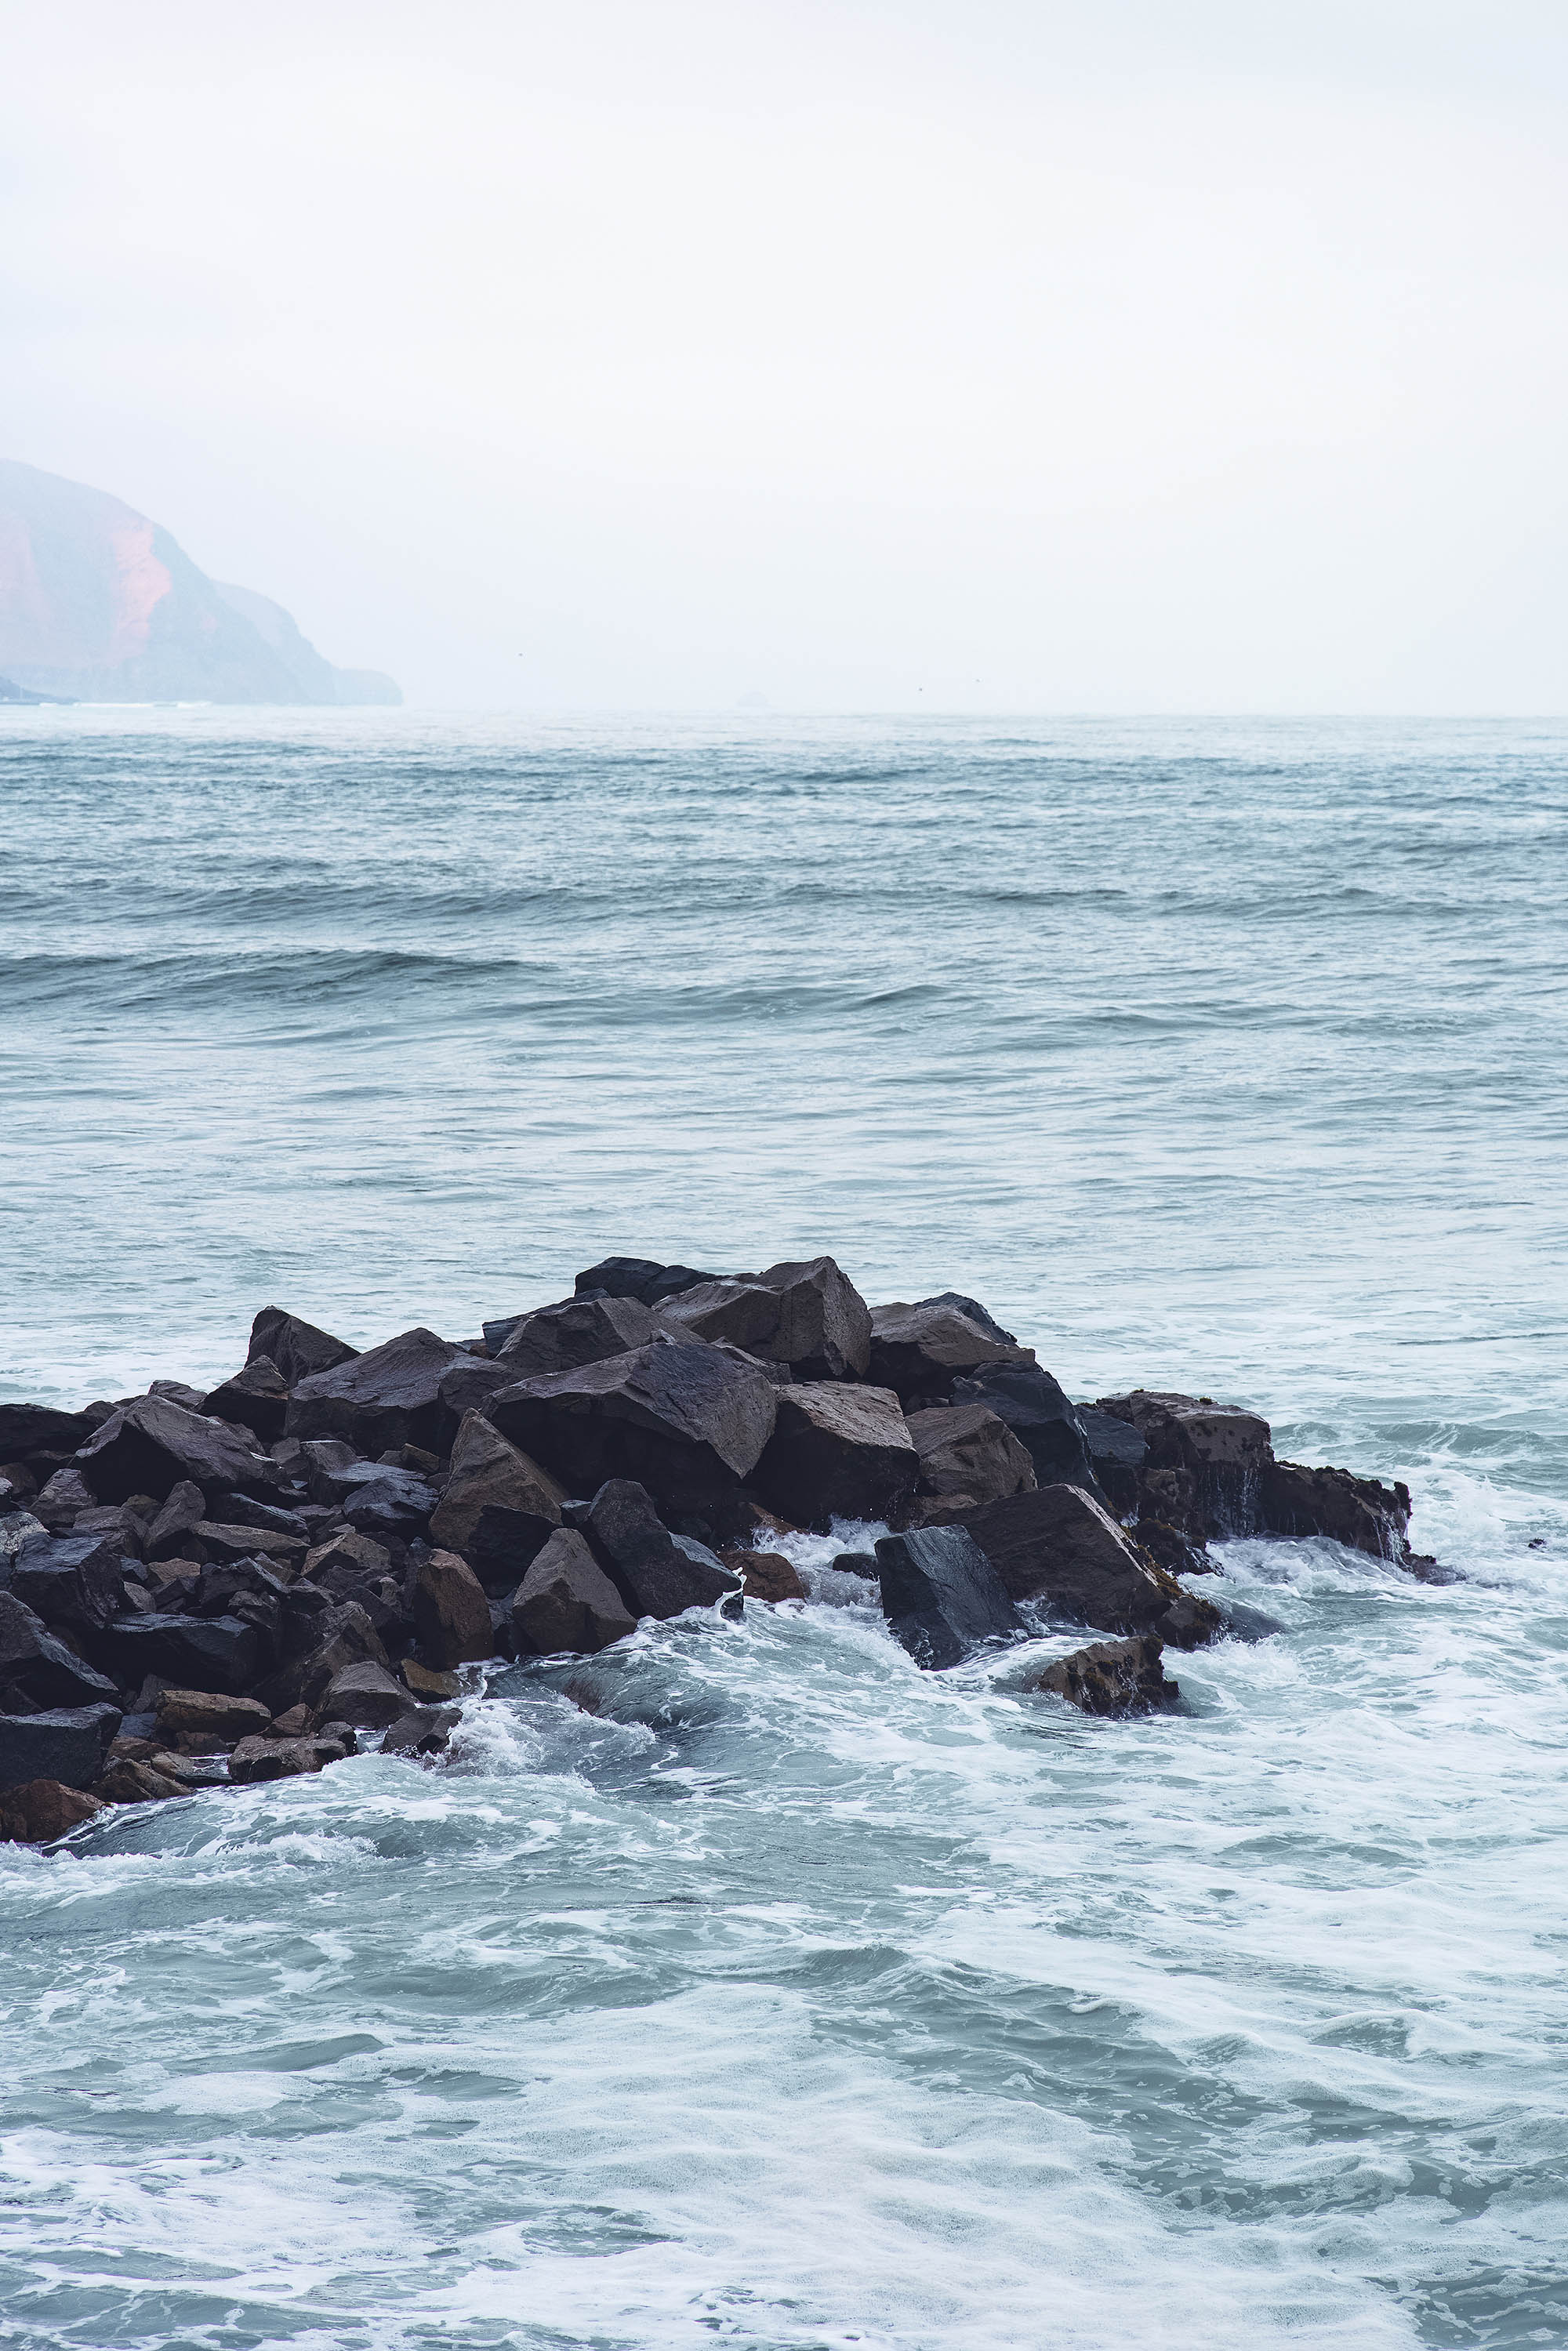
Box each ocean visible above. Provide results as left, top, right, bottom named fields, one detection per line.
left=1, top=708, right=1565, bottom=2349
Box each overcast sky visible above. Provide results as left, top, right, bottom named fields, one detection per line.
left=4, top=1, right=1566, bottom=709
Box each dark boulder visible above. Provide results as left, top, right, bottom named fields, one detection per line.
left=437, top=1353, right=518, bottom=1423
left=876, top=1526, right=1022, bottom=1670
left=77, top=1395, right=283, bottom=1508
left=574, top=1257, right=721, bottom=1306
left=946, top=1486, right=1223, bottom=1650
left=285, top=1328, right=471, bottom=1457
left=906, top=1402, right=1036, bottom=1508
left=188, top=1522, right=309, bottom=1574
left=89, top=1612, right=262, bottom=1696
left=229, top=1732, right=344, bottom=1784
left=0, top=1591, right=120, bottom=1711
left=0, top=1703, right=122, bottom=1790
left=31, top=1466, right=96, bottom=1530
left=379, top=1704, right=459, bottom=1756
left=427, top=1410, right=564, bottom=1592
left=340, top=1469, right=439, bottom=1544
left=247, top=1307, right=358, bottom=1386
left=920, top=1292, right=1018, bottom=1344
left=199, top=1357, right=290, bottom=1446
left=0, top=1777, right=107, bottom=1841
left=497, top=1294, right=662, bottom=1377
left=155, top=1688, right=272, bottom=1742
left=1025, top=1634, right=1179, bottom=1716
left=1134, top=1518, right=1213, bottom=1577
left=5, top=1528, right=126, bottom=1634
left=953, top=1364, right=1100, bottom=1494
left=722, top=1548, right=807, bottom=1602
left=318, top=1660, right=419, bottom=1729
left=256, top=1600, right=389, bottom=1716
left=144, top=1478, right=207, bottom=1560
left=867, top=1300, right=1034, bottom=1406
left=583, top=1481, right=743, bottom=1622
left=1259, top=1460, right=1413, bottom=1562
left=487, top=1342, right=777, bottom=1518
left=302, top=1529, right=391, bottom=1584
left=662, top=1257, right=873, bottom=1380
left=220, top=1494, right=312, bottom=1540
left=0, top=1403, right=96, bottom=1464
left=1073, top=1405, right=1147, bottom=1517
left=753, top=1382, right=916, bottom=1530
left=1094, top=1391, right=1274, bottom=1538
left=507, top=1527, right=637, bottom=1656
left=410, top=1549, right=492, bottom=1668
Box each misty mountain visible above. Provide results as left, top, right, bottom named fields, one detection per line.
left=0, top=459, right=400, bottom=705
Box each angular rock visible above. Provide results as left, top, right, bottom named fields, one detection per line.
left=299, top=1438, right=362, bottom=1504
left=920, top=1292, right=1018, bottom=1344
left=0, top=1592, right=120, bottom=1711
left=574, top=1257, right=721, bottom=1306
left=1094, top=1391, right=1274, bottom=1538
left=5, top=1528, right=126, bottom=1634
left=229, top=1732, right=342, bottom=1783
left=0, top=1510, right=47, bottom=1566
left=666, top=1256, right=872, bottom=1380
left=147, top=1380, right=207, bottom=1412
left=220, top=1494, right=312, bottom=1540
left=497, top=1293, right=662, bottom=1377
left=867, top=1300, right=1034, bottom=1406
left=946, top=1486, right=1223, bottom=1650
left=256, top=1601, right=389, bottom=1716
left=154, top=1688, right=273, bottom=1741
left=0, top=1703, right=122, bottom=1790
left=584, top=1481, right=742, bottom=1622
left=487, top=1342, right=777, bottom=1518
left=89, top=1612, right=262, bottom=1696
left=952, top=1363, right=1100, bottom=1496
left=437, top=1353, right=519, bottom=1424
left=876, top=1526, right=1022, bottom=1670
left=303, top=1529, right=393, bottom=1584
left=30, top=1466, right=95, bottom=1530
left=188, top=1521, right=309, bottom=1573
left=0, top=1403, right=97, bottom=1464
left=77, top=1396, right=283, bottom=1508
left=199, top=1356, right=290, bottom=1446
left=339, top=1469, right=439, bottom=1543
left=92, top=1758, right=188, bottom=1804
left=753, top=1381, right=916, bottom=1531
left=723, top=1549, right=807, bottom=1602
left=285, top=1327, right=470, bottom=1457
left=410, top=1549, right=492, bottom=1668
left=144, top=1478, right=209, bottom=1560
left=320, top=1660, right=419, bottom=1729
left=400, top=1658, right=459, bottom=1701
left=1073, top=1405, right=1147, bottom=1517
left=427, top=1411, right=564, bottom=1593
left=379, top=1703, right=459, bottom=1756
left=1259, top=1460, right=1413, bottom=1562
left=1134, top=1518, right=1213, bottom=1577
left=508, top=1526, right=637, bottom=1656
left=0, top=1776, right=107, bottom=1841
left=906, top=1402, right=1036, bottom=1508
left=1025, top=1634, right=1179, bottom=1716
left=247, top=1306, right=359, bottom=1386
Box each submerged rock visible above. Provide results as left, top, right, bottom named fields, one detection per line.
left=1025, top=1634, right=1178, bottom=1716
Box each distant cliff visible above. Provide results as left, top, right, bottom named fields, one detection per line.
left=0, top=461, right=401, bottom=706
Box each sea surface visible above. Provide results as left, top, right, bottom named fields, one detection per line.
left=1, top=709, right=1566, bottom=2351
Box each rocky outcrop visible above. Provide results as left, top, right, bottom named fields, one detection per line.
left=868, top=1298, right=1033, bottom=1406
left=876, top=1526, right=1022, bottom=1670
left=1025, top=1634, right=1178, bottom=1716
left=507, top=1528, right=637, bottom=1656
left=1094, top=1391, right=1273, bottom=1539
left=945, top=1486, right=1223, bottom=1650
left=1258, top=1461, right=1412, bottom=1562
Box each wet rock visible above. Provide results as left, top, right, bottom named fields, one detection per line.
left=573, top=1257, right=722, bottom=1307
left=0, top=1703, right=122, bottom=1790
left=1025, top=1634, right=1179, bottom=1716
left=77, top=1395, right=284, bottom=1508
left=0, top=1776, right=107, bottom=1841
left=906, top=1402, right=1036, bottom=1508
left=286, top=1327, right=472, bottom=1457
left=147, top=1380, right=207, bottom=1412
left=508, top=1526, right=637, bottom=1656
left=496, top=1294, right=662, bottom=1376
left=584, top=1481, right=743, bottom=1622
left=229, top=1732, right=343, bottom=1783
left=303, top=1529, right=393, bottom=1584
left=247, top=1306, right=358, bottom=1386
left=320, top=1660, right=420, bottom=1729
left=220, top=1495, right=313, bottom=1540
left=428, top=1410, right=565, bottom=1593
left=5, top=1527, right=126, bottom=1634
left=875, top=1526, right=1022, bottom=1671
left=0, top=1404, right=96, bottom=1465
left=90, top=1611, right=262, bottom=1696
left=722, top=1549, right=807, bottom=1602
left=154, top=1688, right=273, bottom=1742
left=411, top=1549, right=492, bottom=1668
left=1073, top=1405, right=1147, bottom=1517
left=0, top=1593, right=120, bottom=1711
left=952, top=1364, right=1100, bottom=1495
left=256, top=1600, right=390, bottom=1716
left=663, top=1257, right=873, bottom=1380
left=1259, top=1460, right=1414, bottom=1562
left=143, top=1479, right=207, bottom=1561
left=753, top=1381, right=916, bottom=1530
left=92, top=1757, right=188, bottom=1803
left=946, top=1486, right=1223, bottom=1650
left=1134, top=1518, right=1214, bottom=1577
left=380, top=1704, right=459, bottom=1756
left=198, top=1357, right=290, bottom=1446
left=188, top=1521, right=309, bottom=1574
left=436, top=1353, right=518, bottom=1423
left=1094, top=1391, right=1274, bottom=1538
left=340, top=1468, right=439, bottom=1544
left=299, top=1438, right=362, bottom=1504
left=867, top=1300, right=1034, bottom=1406
left=488, top=1342, right=777, bottom=1518
left=400, top=1658, right=459, bottom=1701
left=30, top=1466, right=95, bottom=1531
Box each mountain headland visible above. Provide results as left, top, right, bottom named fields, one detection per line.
left=0, top=459, right=400, bottom=705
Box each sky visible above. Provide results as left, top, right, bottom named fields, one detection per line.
left=3, top=0, right=1566, bottom=710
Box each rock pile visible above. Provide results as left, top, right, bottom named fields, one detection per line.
left=0, top=1255, right=1424, bottom=1839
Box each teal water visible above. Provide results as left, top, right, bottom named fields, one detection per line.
left=1, top=710, right=1565, bottom=2349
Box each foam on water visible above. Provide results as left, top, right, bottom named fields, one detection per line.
left=2, top=711, right=1566, bottom=2346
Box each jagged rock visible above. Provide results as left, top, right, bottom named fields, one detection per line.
left=380, top=1704, right=459, bottom=1756
left=428, top=1411, right=564, bottom=1593
left=248, top=1307, right=358, bottom=1386
left=723, top=1549, right=807, bottom=1602
left=154, top=1688, right=272, bottom=1741
left=90, top=1612, right=262, bottom=1695
left=339, top=1469, right=439, bottom=1543
left=285, top=1328, right=470, bottom=1457
left=31, top=1466, right=96, bottom=1530
left=0, top=1703, right=122, bottom=1790
left=411, top=1549, right=492, bottom=1667
left=573, top=1257, right=721, bottom=1306
left=0, top=1511, right=47, bottom=1566
left=661, top=1257, right=873, bottom=1380
left=400, top=1658, right=459, bottom=1700
left=946, top=1486, right=1223, bottom=1650
left=437, top=1354, right=518, bottom=1422
left=147, top=1380, right=207, bottom=1412
left=583, top=1482, right=742, bottom=1621
left=188, top=1521, right=309, bottom=1573
left=5, top=1528, right=125, bottom=1633
left=77, top=1396, right=283, bottom=1507
left=1025, top=1634, right=1179, bottom=1716
left=508, top=1527, right=637, bottom=1655
left=143, top=1479, right=208, bottom=1560
left=220, top=1495, right=312, bottom=1540
left=303, top=1529, right=392, bottom=1583
left=256, top=1601, right=388, bottom=1716
left=1074, top=1406, right=1147, bottom=1517
left=229, top=1733, right=342, bottom=1784
left=0, top=1777, right=107, bottom=1841
left=199, top=1356, right=290, bottom=1445
left=867, top=1300, right=1034, bottom=1406
left=1094, top=1391, right=1274, bottom=1537
left=488, top=1342, right=778, bottom=1518
left=952, top=1363, right=1099, bottom=1494
left=876, top=1526, right=1022, bottom=1670
left=92, top=1758, right=188, bottom=1803
left=299, top=1439, right=363, bottom=1504
left=497, top=1294, right=662, bottom=1376
left=753, top=1382, right=916, bottom=1530
left=1134, top=1518, right=1213, bottom=1576
left=319, top=1660, right=419, bottom=1729
left=0, top=1404, right=97, bottom=1464
left=0, top=1593, right=120, bottom=1711
left=906, top=1402, right=1036, bottom=1507
left=1259, top=1461, right=1413, bottom=1562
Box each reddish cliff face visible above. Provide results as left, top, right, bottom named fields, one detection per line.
left=0, top=461, right=398, bottom=704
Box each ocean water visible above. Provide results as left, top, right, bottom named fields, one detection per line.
left=1, top=708, right=1565, bottom=2350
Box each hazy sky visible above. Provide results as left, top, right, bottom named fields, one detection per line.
left=4, top=1, right=1566, bottom=709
